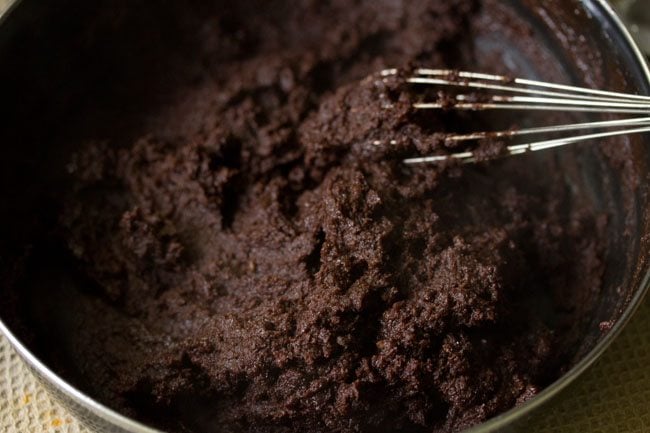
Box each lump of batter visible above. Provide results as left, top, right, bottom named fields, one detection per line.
left=5, top=0, right=607, bottom=432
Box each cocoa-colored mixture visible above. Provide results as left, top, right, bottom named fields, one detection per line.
left=0, top=0, right=614, bottom=432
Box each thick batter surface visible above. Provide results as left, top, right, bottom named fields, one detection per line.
left=2, top=1, right=610, bottom=432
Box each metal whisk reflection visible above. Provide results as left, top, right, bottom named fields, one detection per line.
left=381, top=68, right=650, bottom=164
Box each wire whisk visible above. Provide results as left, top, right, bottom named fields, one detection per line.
left=380, top=68, right=650, bottom=164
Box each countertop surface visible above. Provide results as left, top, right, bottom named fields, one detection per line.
left=1, top=0, right=649, bottom=431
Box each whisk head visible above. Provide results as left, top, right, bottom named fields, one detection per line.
left=381, top=68, right=650, bottom=164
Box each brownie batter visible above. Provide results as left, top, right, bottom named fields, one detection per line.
left=0, top=0, right=621, bottom=432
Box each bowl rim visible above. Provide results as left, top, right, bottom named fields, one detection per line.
left=0, top=0, right=649, bottom=432
left=463, top=0, right=650, bottom=430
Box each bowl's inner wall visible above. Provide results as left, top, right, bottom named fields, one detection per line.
left=0, top=0, right=649, bottom=431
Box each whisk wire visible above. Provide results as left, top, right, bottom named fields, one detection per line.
left=411, top=68, right=650, bottom=102
left=408, top=76, right=648, bottom=104
left=448, top=117, right=650, bottom=142
left=380, top=68, right=650, bottom=164
left=403, top=125, right=650, bottom=164
left=413, top=102, right=650, bottom=114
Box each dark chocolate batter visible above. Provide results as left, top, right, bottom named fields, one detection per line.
left=0, top=0, right=617, bottom=432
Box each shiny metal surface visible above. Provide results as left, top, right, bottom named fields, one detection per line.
left=379, top=68, right=650, bottom=164
left=0, top=1, right=648, bottom=433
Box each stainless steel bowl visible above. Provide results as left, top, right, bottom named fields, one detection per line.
left=0, top=1, right=649, bottom=432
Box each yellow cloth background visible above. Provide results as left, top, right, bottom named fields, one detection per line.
left=0, top=0, right=649, bottom=431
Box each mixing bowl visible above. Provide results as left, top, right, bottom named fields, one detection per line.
left=0, top=0, right=649, bottom=432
